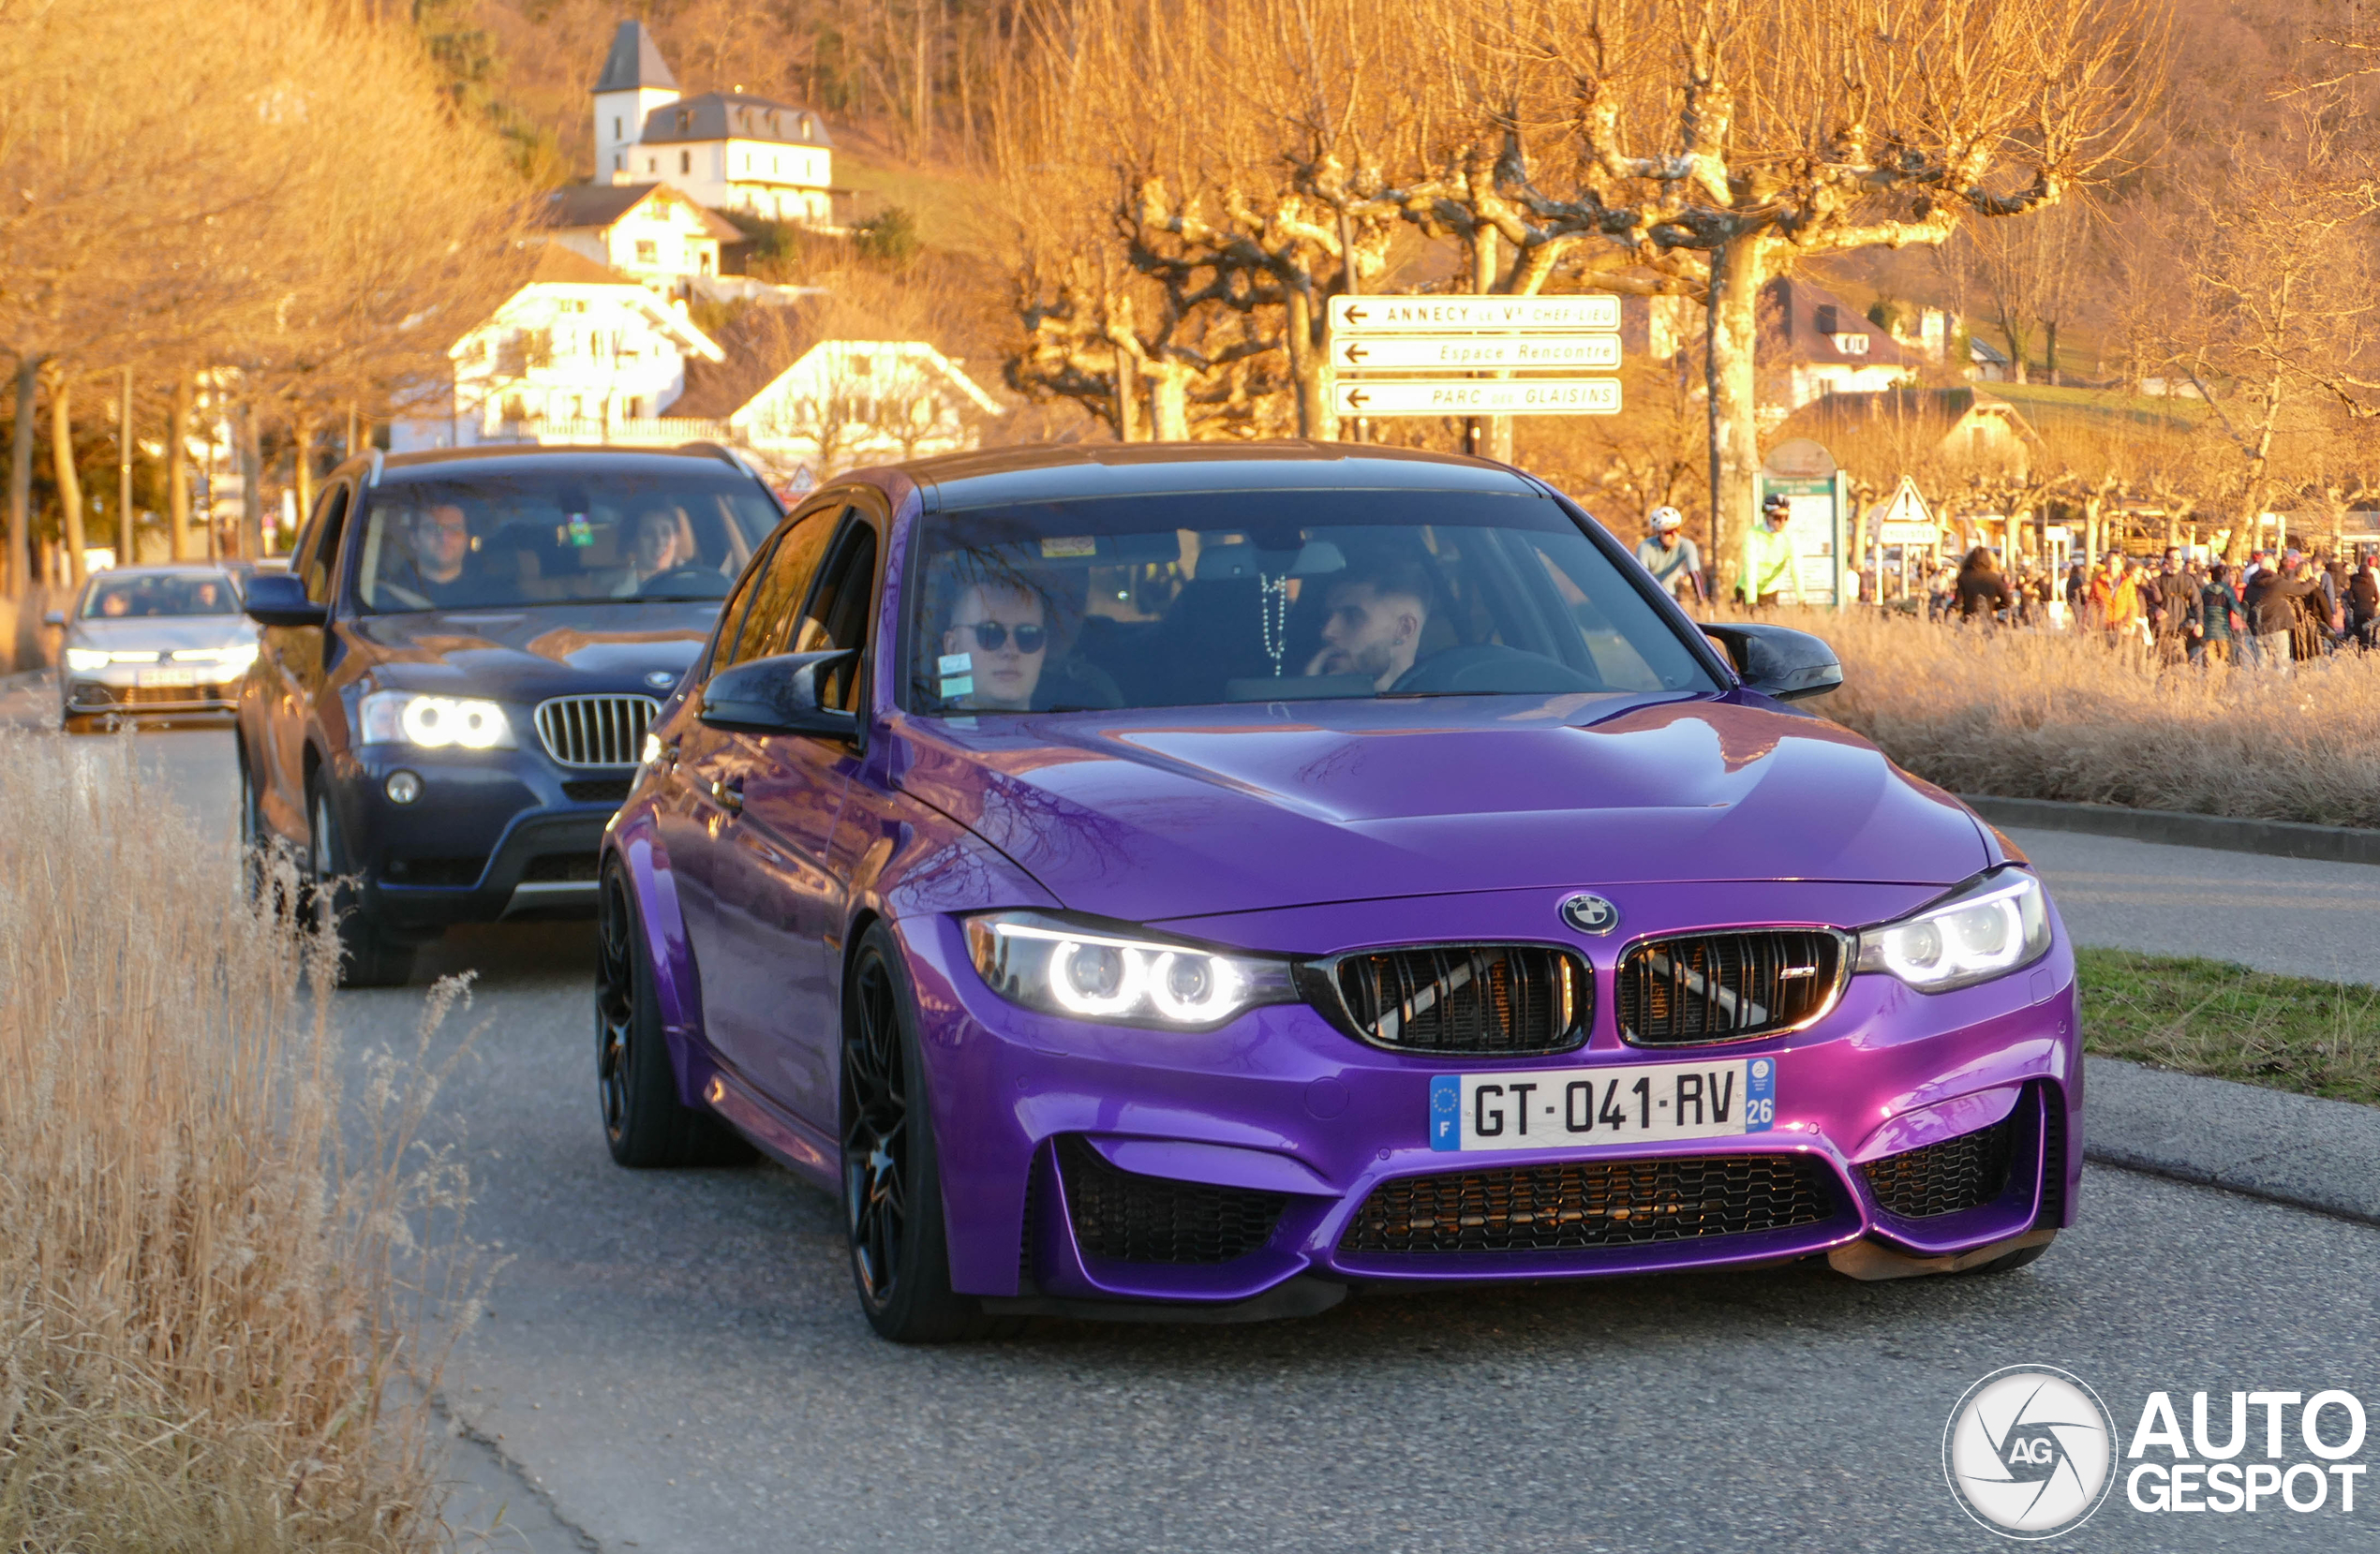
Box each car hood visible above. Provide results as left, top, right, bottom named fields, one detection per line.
left=67, top=615, right=254, bottom=653
left=346, top=603, right=717, bottom=700
left=893, top=692, right=1989, bottom=923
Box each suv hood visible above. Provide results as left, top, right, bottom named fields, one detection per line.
left=895, top=693, right=1988, bottom=923
left=348, top=604, right=716, bottom=701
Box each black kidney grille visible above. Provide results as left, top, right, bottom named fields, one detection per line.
left=1057, top=1136, right=1287, bottom=1265
left=1617, top=931, right=1843, bottom=1045
left=1341, top=1154, right=1838, bottom=1255
left=1860, top=1113, right=2016, bottom=1219
left=1333, top=945, right=1585, bottom=1055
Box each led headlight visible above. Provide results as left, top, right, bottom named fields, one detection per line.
left=964, top=911, right=1298, bottom=1029
left=1853, top=868, right=2051, bottom=993
left=358, top=690, right=515, bottom=750
left=170, top=644, right=260, bottom=674
left=63, top=647, right=110, bottom=672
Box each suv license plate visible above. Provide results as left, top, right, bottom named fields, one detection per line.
left=1429, top=1058, right=1777, bottom=1152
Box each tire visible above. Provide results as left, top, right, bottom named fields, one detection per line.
left=238, top=746, right=290, bottom=913
left=841, top=923, right=1010, bottom=1343
left=306, top=780, right=416, bottom=988
left=594, top=862, right=754, bottom=1169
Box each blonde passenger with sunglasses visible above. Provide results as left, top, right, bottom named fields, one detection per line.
left=940, top=581, right=1049, bottom=711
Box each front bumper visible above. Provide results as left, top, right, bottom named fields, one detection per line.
left=325, top=742, right=635, bottom=929
left=888, top=884, right=2083, bottom=1308
left=64, top=665, right=244, bottom=716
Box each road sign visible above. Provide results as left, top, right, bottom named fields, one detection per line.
left=1332, top=378, right=1621, bottom=417
left=1336, top=334, right=1621, bottom=371
left=1873, top=476, right=1938, bottom=546
left=1328, top=294, right=1620, bottom=334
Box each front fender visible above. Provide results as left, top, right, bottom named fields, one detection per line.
left=606, top=807, right=711, bottom=1108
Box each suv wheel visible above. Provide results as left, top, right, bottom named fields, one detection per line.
left=306, top=782, right=416, bottom=988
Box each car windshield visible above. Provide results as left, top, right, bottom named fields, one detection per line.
left=906, top=489, right=1718, bottom=714
left=81, top=571, right=240, bottom=618
left=355, top=470, right=777, bottom=613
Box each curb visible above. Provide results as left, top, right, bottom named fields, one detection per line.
left=1962, top=793, right=2380, bottom=867
left=2083, top=1055, right=2380, bottom=1227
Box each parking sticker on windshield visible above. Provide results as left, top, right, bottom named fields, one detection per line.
left=940, top=675, right=974, bottom=698
left=939, top=653, right=972, bottom=673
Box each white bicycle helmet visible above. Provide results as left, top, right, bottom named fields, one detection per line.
left=1648, top=506, right=1684, bottom=532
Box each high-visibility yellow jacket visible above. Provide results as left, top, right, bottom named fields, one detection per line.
left=1741, top=523, right=1798, bottom=601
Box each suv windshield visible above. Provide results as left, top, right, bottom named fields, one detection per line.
left=356, top=469, right=776, bottom=613
left=82, top=571, right=240, bottom=618
left=907, top=490, right=1717, bottom=714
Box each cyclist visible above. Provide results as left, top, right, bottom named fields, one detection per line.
left=1633, top=506, right=1704, bottom=604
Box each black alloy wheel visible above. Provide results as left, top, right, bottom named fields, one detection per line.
left=840, top=923, right=1010, bottom=1343
left=305, top=782, right=416, bottom=988
left=594, top=861, right=753, bottom=1169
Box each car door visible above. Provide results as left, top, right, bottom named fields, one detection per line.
left=698, top=502, right=883, bottom=1130
left=257, top=482, right=350, bottom=836
left=667, top=499, right=845, bottom=1092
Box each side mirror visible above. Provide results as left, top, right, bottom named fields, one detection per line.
left=1700, top=621, right=1843, bottom=702
left=40, top=610, right=65, bottom=629
left=243, top=571, right=327, bottom=629
left=699, top=649, right=859, bottom=738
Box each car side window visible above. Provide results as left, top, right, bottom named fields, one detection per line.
left=702, top=529, right=783, bottom=681
left=723, top=505, right=842, bottom=668
left=793, top=518, right=880, bottom=712
left=300, top=485, right=350, bottom=606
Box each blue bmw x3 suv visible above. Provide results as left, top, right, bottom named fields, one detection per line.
left=237, top=444, right=781, bottom=984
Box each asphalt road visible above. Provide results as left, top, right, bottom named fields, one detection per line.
left=44, top=705, right=2380, bottom=1552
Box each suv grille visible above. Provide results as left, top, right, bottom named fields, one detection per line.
left=1861, top=1112, right=2016, bottom=1219
left=1057, top=1136, right=1286, bottom=1265
left=534, top=694, right=658, bottom=768
left=1616, top=931, right=1844, bottom=1045
left=1344, top=1154, right=1837, bottom=1255
left=1329, top=945, right=1586, bottom=1056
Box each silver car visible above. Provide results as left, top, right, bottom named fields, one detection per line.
left=52, top=566, right=260, bottom=731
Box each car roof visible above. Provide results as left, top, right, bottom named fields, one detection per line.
left=890, top=440, right=1549, bottom=511
left=342, top=445, right=763, bottom=488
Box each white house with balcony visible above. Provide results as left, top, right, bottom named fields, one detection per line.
left=536, top=182, right=741, bottom=297
left=671, top=333, right=1003, bottom=472
left=591, top=21, right=838, bottom=226
left=389, top=244, right=727, bottom=452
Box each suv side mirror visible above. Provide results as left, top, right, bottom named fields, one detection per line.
left=243, top=571, right=327, bottom=629
left=1700, top=621, right=1843, bottom=702
left=699, top=649, right=859, bottom=738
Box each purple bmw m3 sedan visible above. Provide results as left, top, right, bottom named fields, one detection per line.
left=594, top=442, right=2079, bottom=1342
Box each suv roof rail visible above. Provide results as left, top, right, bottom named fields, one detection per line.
left=365, top=447, right=385, bottom=487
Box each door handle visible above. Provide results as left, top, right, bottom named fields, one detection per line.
left=710, top=775, right=744, bottom=815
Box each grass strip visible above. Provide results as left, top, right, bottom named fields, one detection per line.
left=2076, top=946, right=2380, bottom=1106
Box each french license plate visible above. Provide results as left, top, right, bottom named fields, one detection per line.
left=135, top=667, right=200, bottom=687
left=1429, top=1058, right=1776, bottom=1152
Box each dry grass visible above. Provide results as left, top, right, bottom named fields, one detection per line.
left=2077, top=947, right=2380, bottom=1104
left=1747, top=604, right=2380, bottom=829
left=0, top=735, right=470, bottom=1553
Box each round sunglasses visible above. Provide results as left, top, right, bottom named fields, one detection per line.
left=959, top=620, right=1046, bottom=653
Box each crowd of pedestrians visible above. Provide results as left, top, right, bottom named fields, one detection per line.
left=1937, top=542, right=2380, bottom=670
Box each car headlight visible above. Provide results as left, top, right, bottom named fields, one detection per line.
left=170, top=644, right=260, bottom=675
left=358, top=689, right=516, bottom=750
left=64, top=647, right=110, bottom=673
left=964, top=911, right=1298, bottom=1029
left=1853, top=868, right=2052, bottom=992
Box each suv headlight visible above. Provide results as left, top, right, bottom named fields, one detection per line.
left=1853, top=868, right=2051, bottom=993
left=359, top=689, right=516, bottom=750
left=964, top=911, right=1298, bottom=1029
left=63, top=647, right=110, bottom=672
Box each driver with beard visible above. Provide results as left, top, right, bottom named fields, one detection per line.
left=1303, top=551, right=1431, bottom=692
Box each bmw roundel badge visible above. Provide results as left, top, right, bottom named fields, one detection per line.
left=645, top=670, right=677, bottom=689
left=1559, top=893, right=1620, bottom=936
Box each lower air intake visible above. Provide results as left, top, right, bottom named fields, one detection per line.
left=1860, top=1113, right=2016, bottom=1219
left=1341, top=1154, right=1838, bottom=1255
left=1057, top=1136, right=1287, bottom=1265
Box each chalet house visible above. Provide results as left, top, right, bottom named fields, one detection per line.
left=535, top=182, right=741, bottom=297
left=1759, top=277, right=1926, bottom=412
left=1773, top=386, right=2041, bottom=480
left=389, top=244, right=725, bottom=452
left=671, top=326, right=1002, bottom=473
left=592, top=22, right=838, bottom=227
